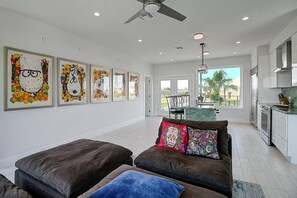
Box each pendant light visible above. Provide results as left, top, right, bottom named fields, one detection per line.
left=197, top=43, right=208, bottom=74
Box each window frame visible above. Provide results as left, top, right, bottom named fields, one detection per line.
left=196, top=65, right=243, bottom=109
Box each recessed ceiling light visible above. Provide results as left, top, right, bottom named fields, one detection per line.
left=94, top=12, right=100, bottom=17
left=159, top=52, right=163, bottom=55
left=236, top=41, right=241, bottom=44
left=170, top=59, right=174, bottom=61
left=233, top=52, right=238, bottom=54
left=138, top=39, right=143, bottom=42
left=203, top=51, right=210, bottom=56
left=242, top=16, right=249, bottom=21
left=193, top=33, right=204, bottom=40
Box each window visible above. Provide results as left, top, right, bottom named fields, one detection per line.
left=197, top=67, right=241, bottom=107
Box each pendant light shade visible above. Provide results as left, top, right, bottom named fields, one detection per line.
left=197, top=43, right=208, bottom=73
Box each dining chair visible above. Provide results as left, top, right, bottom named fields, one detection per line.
left=166, top=95, right=190, bottom=119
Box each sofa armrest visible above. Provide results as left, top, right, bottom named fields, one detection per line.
left=228, top=134, right=232, bottom=158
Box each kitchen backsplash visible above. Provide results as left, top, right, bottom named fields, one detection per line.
left=282, top=87, right=297, bottom=108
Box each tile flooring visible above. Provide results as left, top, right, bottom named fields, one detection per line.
left=1, top=116, right=297, bottom=197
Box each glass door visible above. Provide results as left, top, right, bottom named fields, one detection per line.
left=157, top=76, right=192, bottom=115
left=160, top=80, right=172, bottom=112
left=177, top=79, right=189, bottom=95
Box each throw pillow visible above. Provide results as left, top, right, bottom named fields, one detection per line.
left=186, top=127, right=220, bottom=159
left=156, top=120, right=188, bottom=153
left=87, top=170, right=185, bottom=198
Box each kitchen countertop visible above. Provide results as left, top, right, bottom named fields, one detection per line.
left=258, top=103, right=297, bottom=115
left=272, top=106, right=297, bottom=115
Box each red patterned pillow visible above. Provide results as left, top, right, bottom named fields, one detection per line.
left=156, top=120, right=188, bottom=153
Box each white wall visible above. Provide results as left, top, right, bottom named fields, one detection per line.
left=0, top=8, right=153, bottom=169
left=154, top=55, right=251, bottom=123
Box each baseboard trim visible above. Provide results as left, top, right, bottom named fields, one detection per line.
left=0, top=116, right=145, bottom=170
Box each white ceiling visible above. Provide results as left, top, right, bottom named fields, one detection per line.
left=1, top=0, right=297, bottom=65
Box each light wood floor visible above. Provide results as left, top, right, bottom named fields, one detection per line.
left=1, top=116, right=297, bottom=197
left=93, top=117, right=297, bottom=198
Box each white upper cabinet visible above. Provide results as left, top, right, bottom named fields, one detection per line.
left=292, top=32, right=297, bottom=86
left=292, top=33, right=297, bottom=65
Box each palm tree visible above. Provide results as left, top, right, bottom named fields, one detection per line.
left=203, top=70, right=238, bottom=104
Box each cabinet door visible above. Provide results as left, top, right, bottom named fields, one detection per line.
left=292, top=33, right=297, bottom=65
left=292, top=33, right=297, bottom=86
left=257, top=104, right=261, bottom=130
left=272, top=110, right=287, bottom=140
left=269, top=50, right=277, bottom=88
left=273, top=132, right=288, bottom=156
left=270, top=50, right=277, bottom=73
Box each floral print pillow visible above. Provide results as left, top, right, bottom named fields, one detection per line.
left=156, top=120, right=188, bottom=153
left=186, top=127, right=220, bottom=159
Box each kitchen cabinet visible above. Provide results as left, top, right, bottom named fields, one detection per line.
left=268, top=49, right=291, bottom=88
left=257, top=104, right=261, bottom=130
left=292, top=33, right=297, bottom=65
left=272, top=110, right=287, bottom=156
left=291, top=32, right=297, bottom=86
left=272, top=109, right=297, bottom=163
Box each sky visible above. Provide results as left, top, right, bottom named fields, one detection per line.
left=202, top=67, right=240, bottom=79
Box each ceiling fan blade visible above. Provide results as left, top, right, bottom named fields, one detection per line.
left=157, top=4, right=186, bottom=21
left=124, top=9, right=147, bottom=24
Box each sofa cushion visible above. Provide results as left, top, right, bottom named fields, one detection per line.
left=87, top=170, right=185, bottom=198
left=156, top=120, right=188, bottom=153
left=79, top=165, right=228, bottom=198
left=15, top=139, right=133, bottom=198
left=186, top=127, right=220, bottom=159
left=156, top=117, right=229, bottom=156
left=0, top=173, right=32, bottom=198
left=134, top=146, right=232, bottom=197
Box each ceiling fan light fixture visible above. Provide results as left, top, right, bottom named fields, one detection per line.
left=193, top=33, right=204, bottom=40
left=144, top=1, right=161, bottom=13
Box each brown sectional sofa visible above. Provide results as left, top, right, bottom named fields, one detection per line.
left=134, top=117, right=233, bottom=197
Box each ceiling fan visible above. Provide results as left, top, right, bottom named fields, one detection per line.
left=125, top=0, right=186, bottom=24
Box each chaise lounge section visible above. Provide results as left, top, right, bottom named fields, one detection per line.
left=134, top=117, right=233, bottom=197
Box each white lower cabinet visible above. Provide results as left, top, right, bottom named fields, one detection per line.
left=257, top=104, right=261, bottom=130
left=272, top=110, right=297, bottom=163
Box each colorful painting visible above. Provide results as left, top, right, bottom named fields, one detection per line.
left=90, top=65, right=111, bottom=103
left=58, top=58, right=88, bottom=105
left=4, top=47, right=53, bottom=110
left=128, top=72, right=139, bottom=100
left=113, top=69, right=127, bottom=101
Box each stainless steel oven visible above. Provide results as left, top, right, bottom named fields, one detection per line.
left=260, top=105, right=272, bottom=145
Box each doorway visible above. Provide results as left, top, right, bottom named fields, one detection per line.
left=145, top=76, right=153, bottom=116
left=156, top=75, right=193, bottom=116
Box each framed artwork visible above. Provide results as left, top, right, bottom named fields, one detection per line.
left=4, top=47, right=54, bottom=111
left=58, top=58, right=88, bottom=106
left=90, top=64, right=111, bottom=103
left=128, top=72, right=140, bottom=100
left=112, top=69, right=127, bottom=101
